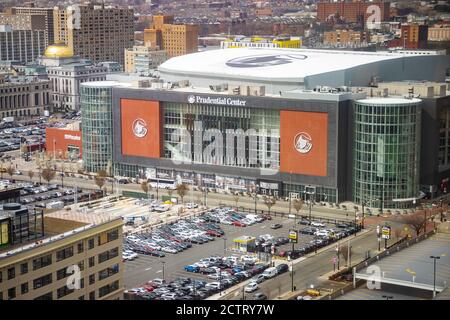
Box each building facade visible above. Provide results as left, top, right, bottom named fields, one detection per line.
left=0, top=25, right=46, bottom=63
left=45, top=125, right=82, bottom=160
left=352, top=98, right=422, bottom=209
left=0, top=74, right=51, bottom=119
left=0, top=217, right=123, bottom=300
left=323, top=30, right=369, bottom=45
left=124, top=46, right=168, bottom=74
left=221, top=36, right=302, bottom=49
left=80, top=82, right=119, bottom=174
left=317, top=0, right=391, bottom=24
left=54, top=4, right=134, bottom=66
left=143, top=15, right=198, bottom=58
left=38, top=43, right=107, bottom=111
left=428, top=25, right=450, bottom=42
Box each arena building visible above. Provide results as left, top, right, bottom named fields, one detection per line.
left=80, top=48, right=450, bottom=209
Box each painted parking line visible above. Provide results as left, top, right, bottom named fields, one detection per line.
left=155, top=269, right=162, bottom=274
left=144, top=267, right=152, bottom=271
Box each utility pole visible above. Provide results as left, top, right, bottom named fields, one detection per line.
left=430, top=255, right=441, bottom=298
left=291, top=260, right=295, bottom=292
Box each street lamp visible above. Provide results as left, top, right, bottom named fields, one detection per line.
left=161, top=261, right=166, bottom=281
left=223, top=237, right=227, bottom=256
left=430, top=255, right=441, bottom=298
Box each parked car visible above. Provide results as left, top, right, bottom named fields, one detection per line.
left=270, top=223, right=282, bottom=229
left=244, top=282, right=259, bottom=293
left=254, top=292, right=268, bottom=300
left=276, top=263, right=289, bottom=274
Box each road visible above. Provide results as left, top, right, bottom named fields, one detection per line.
left=219, top=227, right=398, bottom=300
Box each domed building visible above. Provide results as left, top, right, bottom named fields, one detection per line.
left=36, top=42, right=108, bottom=111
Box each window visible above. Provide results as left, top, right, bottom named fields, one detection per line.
left=56, top=246, right=74, bottom=262
left=0, top=271, right=2, bottom=283
left=7, top=267, right=15, bottom=280
left=89, top=274, right=95, bottom=285
left=56, top=267, right=69, bottom=280
left=33, top=254, right=52, bottom=270
left=78, top=261, right=85, bottom=271
left=89, top=291, right=95, bottom=300
left=8, top=287, right=16, bottom=300
left=99, top=280, right=119, bottom=298
left=77, top=241, right=84, bottom=253
left=107, top=229, right=119, bottom=242
left=89, top=256, right=95, bottom=267
left=20, top=263, right=28, bottom=275
left=57, top=285, right=74, bottom=299
left=21, top=283, right=29, bottom=295
left=98, top=264, right=119, bottom=281
left=33, top=274, right=52, bottom=290
left=88, top=238, right=95, bottom=249
left=98, top=247, right=119, bottom=264
left=34, top=292, right=52, bottom=300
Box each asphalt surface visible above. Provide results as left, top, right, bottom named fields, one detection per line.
left=123, top=215, right=321, bottom=289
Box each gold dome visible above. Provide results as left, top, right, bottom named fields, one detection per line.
left=44, top=42, right=74, bottom=58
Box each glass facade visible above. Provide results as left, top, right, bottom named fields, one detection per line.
left=352, top=99, right=421, bottom=209
left=163, top=102, right=280, bottom=170
left=438, top=106, right=450, bottom=168
left=81, top=84, right=114, bottom=173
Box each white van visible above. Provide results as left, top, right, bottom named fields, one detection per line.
left=262, top=267, right=278, bottom=279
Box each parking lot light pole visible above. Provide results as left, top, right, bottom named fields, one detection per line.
left=430, top=255, right=441, bottom=298
left=161, top=261, right=166, bottom=281
left=223, top=237, right=227, bottom=256
left=291, top=260, right=295, bottom=292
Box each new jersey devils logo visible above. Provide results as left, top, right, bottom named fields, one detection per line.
left=132, top=118, right=148, bottom=138
left=294, top=132, right=312, bottom=154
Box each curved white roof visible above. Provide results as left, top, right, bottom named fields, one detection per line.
left=159, top=48, right=405, bottom=82
left=356, top=97, right=422, bottom=105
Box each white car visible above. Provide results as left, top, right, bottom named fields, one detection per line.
left=241, top=255, right=258, bottom=264
left=244, top=282, right=259, bottom=293
left=314, top=229, right=330, bottom=237
left=205, top=282, right=222, bottom=290
left=186, top=203, right=198, bottom=209
left=161, top=293, right=177, bottom=300
left=311, top=221, right=326, bottom=228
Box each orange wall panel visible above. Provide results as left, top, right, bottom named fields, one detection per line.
left=45, top=128, right=82, bottom=158
left=120, top=99, right=162, bottom=158
left=280, top=110, right=328, bottom=176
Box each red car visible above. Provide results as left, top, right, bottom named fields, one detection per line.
left=143, top=285, right=155, bottom=292
left=232, top=221, right=247, bottom=227
left=206, top=230, right=222, bottom=237
left=262, top=214, right=272, bottom=220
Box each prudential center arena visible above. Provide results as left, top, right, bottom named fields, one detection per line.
left=75, top=48, right=450, bottom=209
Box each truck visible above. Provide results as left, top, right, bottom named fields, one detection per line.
left=2, top=116, right=14, bottom=123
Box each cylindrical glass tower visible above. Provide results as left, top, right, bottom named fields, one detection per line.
left=352, top=98, right=421, bottom=209
left=81, top=81, right=119, bottom=174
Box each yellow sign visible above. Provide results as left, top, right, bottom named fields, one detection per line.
left=1, top=222, right=9, bottom=245
left=288, top=230, right=298, bottom=243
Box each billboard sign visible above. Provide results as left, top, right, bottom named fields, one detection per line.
left=381, top=226, right=391, bottom=240
left=288, top=229, right=298, bottom=243
left=280, top=111, right=328, bottom=176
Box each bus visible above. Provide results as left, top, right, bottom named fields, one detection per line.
left=149, top=178, right=176, bottom=190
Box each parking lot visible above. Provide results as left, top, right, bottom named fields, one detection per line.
left=123, top=207, right=358, bottom=300
left=1, top=179, right=103, bottom=210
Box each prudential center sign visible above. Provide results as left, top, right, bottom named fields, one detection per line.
left=187, top=95, right=247, bottom=106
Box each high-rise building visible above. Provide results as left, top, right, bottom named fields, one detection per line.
left=0, top=73, right=51, bottom=120
left=124, top=46, right=168, bottom=74
left=53, top=3, right=134, bottom=66
left=0, top=203, right=124, bottom=300
left=143, top=15, right=198, bottom=58
left=8, top=4, right=56, bottom=47
left=0, top=25, right=46, bottom=63
left=317, top=0, right=390, bottom=25
left=400, top=24, right=429, bottom=49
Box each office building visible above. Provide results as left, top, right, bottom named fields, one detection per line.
left=143, top=15, right=198, bottom=58
left=6, top=5, right=55, bottom=47
left=400, top=24, right=429, bottom=49
left=0, top=25, right=46, bottom=63
left=317, top=0, right=390, bottom=24
left=323, top=30, right=369, bottom=45
left=76, top=48, right=449, bottom=209
left=124, top=46, right=168, bottom=74
left=53, top=3, right=134, bottom=66
left=428, top=25, right=450, bottom=42
left=0, top=73, right=51, bottom=120
left=0, top=205, right=123, bottom=300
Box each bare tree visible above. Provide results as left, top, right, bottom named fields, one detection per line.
left=176, top=183, right=189, bottom=203
left=27, top=170, right=35, bottom=182
left=263, top=196, right=277, bottom=214
left=141, top=181, right=152, bottom=200
left=393, top=228, right=403, bottom=240
left=6, top=165, right=14, bottom=180
left=233, top=194, right=240, bottom=209
left=293, top=198, right=303, bottom=215
left=94, top=170, right=108, bottom=194
left=339, top=243, right=353, bottom=267
left=41, top=168, right=56, bottom=185
left=397, top=211, right=427, bottom=236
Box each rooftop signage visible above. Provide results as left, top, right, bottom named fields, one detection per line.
left=187, top=94, right=247, bottom=106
